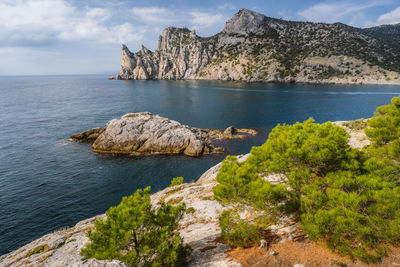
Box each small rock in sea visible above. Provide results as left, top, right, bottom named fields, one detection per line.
left=223, top=126, right=236, bottom=137
left=270, top=249, right=278, bottom=256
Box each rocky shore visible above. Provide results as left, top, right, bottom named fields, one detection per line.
left=1, top=120, right=382, bottom=267
left=70, top=112, right=257, bottom=157
left=1, top=153, right=298, bottom=267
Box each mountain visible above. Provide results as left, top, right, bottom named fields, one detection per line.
left=112, top=9, right=400, bottom=84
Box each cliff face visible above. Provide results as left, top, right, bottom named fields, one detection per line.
left=114, top=8, right=400, bottom=84
left=116, top=28, right=215, bottom=80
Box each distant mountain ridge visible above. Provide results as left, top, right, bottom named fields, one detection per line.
left=113, top=8, right=400, bottom=84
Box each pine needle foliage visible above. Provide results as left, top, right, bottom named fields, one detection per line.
left=214, top=99, right=400, bottom=262
left=169, top=177, right=184, bottom=187
left=81, top=187, right=192, bottom=266
left=219, top=209, right=264, bottom=248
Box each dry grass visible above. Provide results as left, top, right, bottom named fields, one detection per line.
left=24, top=244, right=50, bottom=258
left=166, top=196, right=183, bottom=205
left=228, top=240, right=400, bottom=267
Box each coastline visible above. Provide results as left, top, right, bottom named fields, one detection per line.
left=110, top=77, right=400, bottom=86
left=0, top=120, right=372, bottom=266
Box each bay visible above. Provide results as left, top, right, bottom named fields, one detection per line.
left=0, top=75, right=399, bottom=255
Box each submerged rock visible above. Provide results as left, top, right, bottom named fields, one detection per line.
left=69, top=127, right=105, bottom=143
left=70, top=112, right=257, bottom=157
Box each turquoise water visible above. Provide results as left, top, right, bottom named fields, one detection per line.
left=1, top=75, right=399, bottom=255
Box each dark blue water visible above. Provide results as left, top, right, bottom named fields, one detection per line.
left=1, top=75, right=399, bottom=255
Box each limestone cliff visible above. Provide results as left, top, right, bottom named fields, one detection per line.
left=113, top=8, right=400, bottom=84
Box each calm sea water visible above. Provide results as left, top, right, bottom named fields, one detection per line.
left=1, top=75, right=400, bottom=255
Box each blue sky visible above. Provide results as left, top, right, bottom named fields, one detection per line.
left=1, top=0, right=400, bottom=75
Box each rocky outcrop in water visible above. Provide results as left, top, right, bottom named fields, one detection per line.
left=70, top=112, right=256, bottom=157
left=92, top=112, right=212, bottom=156
left=112, top=8, right=400, bottom=84
left=69, top=127, right=105, bottom=143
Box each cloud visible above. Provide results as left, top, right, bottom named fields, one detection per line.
left=131, top=7, right=176, bottom=24
left=0, top=0, right=142, bottom=46
left=377, top=6, right=400, bottom=25
left=298, top=0, right=389, bottom=26
left=131, top=7, right=226, bottom=29
left=190, top=11, right=226, bottom=28
left=0, top=1, right=230, bottom=75
left=217, top=3, right=236, bottom=10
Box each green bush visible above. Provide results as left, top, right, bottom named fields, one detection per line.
left=343, top=119, right=366, bottom=131
left=300, top=171, right=400, bottom=262
left=249, top=119, right=360, bottom=178
left=214, top=105, right=400, bottom=262
left=213, top=156, right=289, bottom=212
left=81, top=187, right=191, bottom=266
left=169, top=177, right=184, bottom=187
left=366, top=97, right=400, bottom=155
left=219, top=209, right=264, bottom=248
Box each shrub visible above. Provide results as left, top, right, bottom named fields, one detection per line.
left=300, top=171, right=400, bottom=262
left=366, top=97, right=400, bottom=155
left=219, top=209, right=264, bottom=248
left=81, top=187, right=191, bottom=266
left=249, top=119, right=360, bottom=178
left=169, top=177, right=184, bottom=187
left=214, top=107, right=400, bottom=262
left=213, top=156, right=288, bottom=212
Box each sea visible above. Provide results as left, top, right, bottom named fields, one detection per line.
left=1, top=75, right=399, bottom=255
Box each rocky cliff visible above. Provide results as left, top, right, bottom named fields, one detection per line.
left=113, top=8, right=400, bottom=84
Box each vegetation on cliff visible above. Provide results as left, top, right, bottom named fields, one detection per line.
left=215, top=97, right=400, bottom=262
left=115, top=9, right=400, bottom=83
left=219, top=209, right=264, bottom=248
left=81, top=187, right=191, bottom=266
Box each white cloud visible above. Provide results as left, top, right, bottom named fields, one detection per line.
left=377, top=6, right=400, bottom=25
left=131, top=7, right=225, bottom=29
left=298, top=0, right=388, bottom=26
left=0, top=1, right=230, bottom=74
left=190, top=12, right=226, bottom=28
left=131, top=7, right=176, bottom=24
left=218, top=3, right=236, bottom=10
left=0, top=0, right=142, bottom=45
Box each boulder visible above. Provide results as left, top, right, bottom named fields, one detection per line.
left=223, top=126, right=236, bottom=138
left=91, top=112, right=211, bottom=157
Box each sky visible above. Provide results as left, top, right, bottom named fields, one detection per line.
left=1, top=0, right=400, bottom=75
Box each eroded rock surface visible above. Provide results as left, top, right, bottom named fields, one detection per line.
left=70, top=113, right=257, bottom=157
left=91, top=112, right=212, bottom=156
